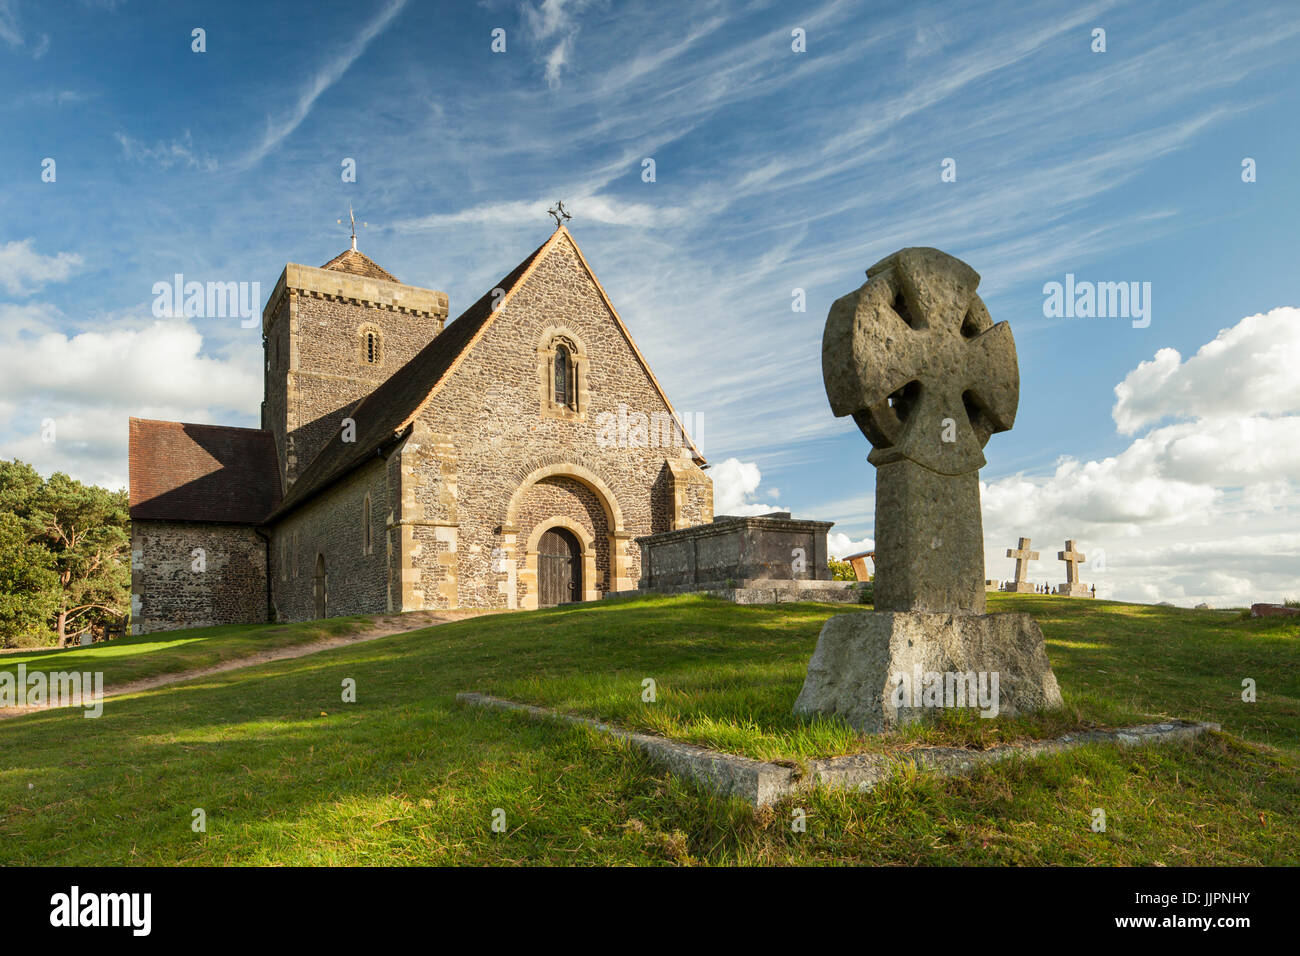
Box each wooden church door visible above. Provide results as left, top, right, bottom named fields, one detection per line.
left=538, top=527, right=581, bottom=606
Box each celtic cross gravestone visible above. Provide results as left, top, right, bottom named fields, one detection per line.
left=794, top=248, right=1063, bottom=731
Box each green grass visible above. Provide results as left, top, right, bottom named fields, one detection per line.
left=474, top=594, right=1300, bottom=761
left=0, top=615, right=381, bottom=688
left=1, top=594, right=1296, bottom=865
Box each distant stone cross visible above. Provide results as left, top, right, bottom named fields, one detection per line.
left=1058, top=540, right=1085, bottom=584
left=1006, top=537, right=1039, bottom=591
left=823, top=247, right=1020, bottom=613
left=548, top=200, right=572, bottom=228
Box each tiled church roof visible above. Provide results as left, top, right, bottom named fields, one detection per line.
left=129, top=419, right=282, bottom=524
left=320, top=247, right=399, bottom=283
left=270, top=231, right=554, bottom=519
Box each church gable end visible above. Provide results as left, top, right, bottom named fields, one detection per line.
left=401, top=228, right=711, bottom=610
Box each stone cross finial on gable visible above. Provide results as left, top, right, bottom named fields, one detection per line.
left=548, top=201, right=572, bottom=229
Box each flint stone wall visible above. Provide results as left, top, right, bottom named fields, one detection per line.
left=131, top=520, right=267, bottom=635
left=269, top=457, right=390, bottom=622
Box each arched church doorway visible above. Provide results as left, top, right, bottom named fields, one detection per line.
left=538, top=526, right=581, bottom=606
left=314, top=554, right=327, bottom=618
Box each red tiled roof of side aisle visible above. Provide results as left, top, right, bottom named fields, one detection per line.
left=320, top=247, right=399, bottom=282
left=128, top=418, right=282, bottom=524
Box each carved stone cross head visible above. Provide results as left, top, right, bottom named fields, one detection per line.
left=823, top=247, right=1019, bottom=476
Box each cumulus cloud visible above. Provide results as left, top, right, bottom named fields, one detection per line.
left=0, top=240, right=83, bottom=296
left=0, top=307, right=261, bottom=489
left=0, top=319, right=260, bottom=409
left=827, top=531, right=874, bottom=560
left=710, top=457, right=787, bottom=517
left=1113, top=307, right=1300, bottom=433
left=980, top=307, right=1300, bottom=607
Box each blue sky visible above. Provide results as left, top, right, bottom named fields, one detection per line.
left=2, top=0, right=1298, bottom=606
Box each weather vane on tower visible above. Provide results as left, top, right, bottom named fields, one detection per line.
left=338, top=202, right=368, bottom=250
left=547, top=201, right=572, bottom=229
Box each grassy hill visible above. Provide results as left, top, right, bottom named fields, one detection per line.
left=1, top=594, right=1296, bottom=865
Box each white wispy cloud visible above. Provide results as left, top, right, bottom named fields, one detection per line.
left=115, top=131, right=217, bottom=172
left=235, top=0, right=408, bottom=169
left=521, top=0, right=592, bottom=88
left=0, top=0, right=19, bottom=47
left=0, top=240, right=84, bottom=296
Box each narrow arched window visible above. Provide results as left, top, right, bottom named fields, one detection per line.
left=359, top=326, right=383, bottom=366
left=554, top=344, right=573, bottom=409
left=539, top=331, right=585, bottom=419
left=362, top=495, right=373, bottom=554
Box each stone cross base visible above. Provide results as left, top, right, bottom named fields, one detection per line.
left=793, top=611, right=1064, bottom=733
left=1058, top=583, right=1092, bottom=597
left=1006, top=582, right=1037, bottom=593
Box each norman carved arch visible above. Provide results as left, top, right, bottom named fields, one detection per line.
left=501, top=461, right=632, bottom=610
left=504, top=460, right=625, bottom=534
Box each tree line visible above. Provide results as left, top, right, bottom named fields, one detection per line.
left=0, top=459, right=130, bottom=648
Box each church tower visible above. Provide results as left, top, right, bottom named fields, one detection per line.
left=259, top=238, right=448, bottom=488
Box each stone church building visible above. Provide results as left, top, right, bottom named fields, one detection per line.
left=128, top=226, right=713, bottom=634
